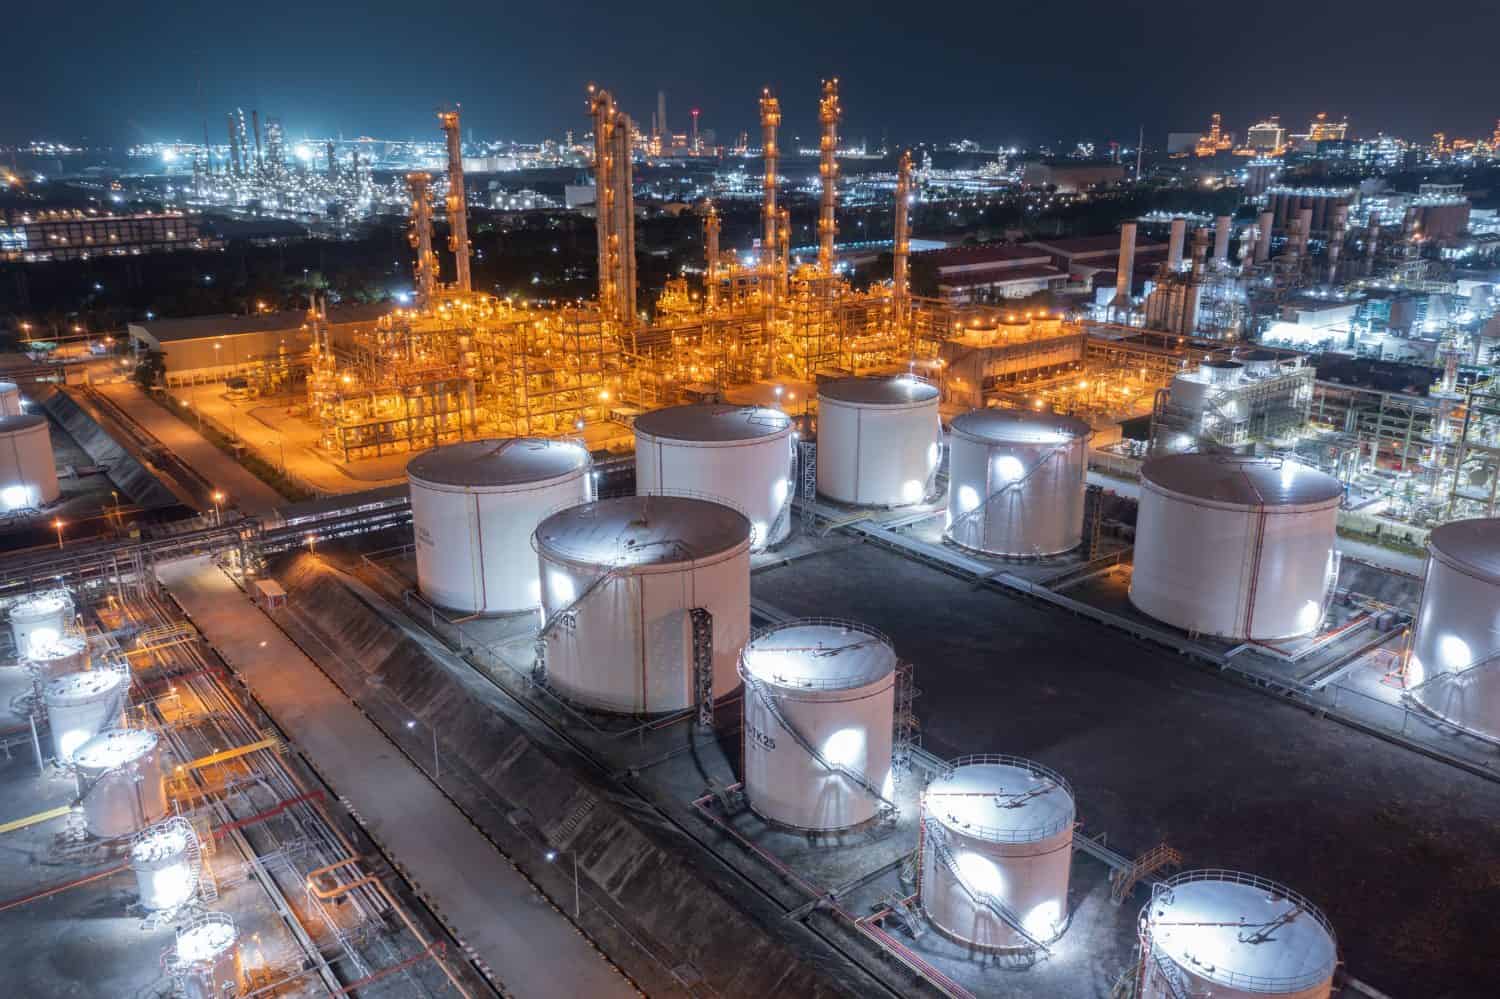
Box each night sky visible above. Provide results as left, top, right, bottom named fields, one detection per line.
left=10, top=1, right=1498, bottom=148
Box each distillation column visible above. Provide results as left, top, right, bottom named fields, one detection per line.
left=704, top=202, right=721, bottom=311
left=760, top=89, right=782, bottom=302
left=439, top=109, right=472, bottom=294
left=892, top=150, right=913, bottom=339
left=589, top=88, right=637, bottom=325
left=817, top=79, right=841, bottom=276
left=406, top=172, right=438, bottom=305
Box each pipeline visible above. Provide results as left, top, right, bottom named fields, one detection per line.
left=0, top=863, right=130, bottom=913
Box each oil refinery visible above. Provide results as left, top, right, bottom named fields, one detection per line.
left=3, top=54, right=1500, bottom=999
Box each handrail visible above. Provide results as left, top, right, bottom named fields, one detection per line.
left=1148, top=870, right=1337, bottom=992
left=743, top=617, right=896, bottom=690
left=1405, top=646, right=1500, bottom=696
left=924, top=817, right=1052, bottom=953
left=925, top=755, right=1074, bottom=842
left=536, top=567, right=621, bottom=642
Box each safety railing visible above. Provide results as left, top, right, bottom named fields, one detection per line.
left=742, top=617, right=895, bottom=690
left=925, top=755, right=1074, bottom=843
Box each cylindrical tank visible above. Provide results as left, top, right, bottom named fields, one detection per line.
left=1407, top=520, right=1500, bottom=733
left=9, top=588, right=73, bottom=659
left=72, top=728, right=168, bottom=838
left=0, top=414, right=59, bottom=510
left=1139, top=871, right=1337, bottom=999
left=1240, top=349, right=1280, bottom=378
left=407, top=438, right=592, bottom=615
left=739, top=619, right=896, bottom=831
left=131, top=817, right=199, bottom=911
left=920, top=755, right=1075, bottom=949
left=173, top=913, right=242, bottom=999
left=534, top=495, right=751, bottom=714
left=816, top=376, right=942, bottom=507
left=0, top=382, right=22, bottom=417
left=945, top=409, right=1091, bottom=557
left=26, top=633, right=89, bottom=678
left=1131, top=456, right=1342, bottom=641
left=634, top=404, right=795, bottom=549
left=44, top=669, right=128, bottom=763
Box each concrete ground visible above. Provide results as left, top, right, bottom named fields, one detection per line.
left=159, top=556, right=636, bottom=999
left=95, top=383, right=286, bottom=515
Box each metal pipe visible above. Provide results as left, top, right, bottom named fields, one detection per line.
left=817, top=79, right=841, bottom=276
left=439, top=109, right=472, bottom=294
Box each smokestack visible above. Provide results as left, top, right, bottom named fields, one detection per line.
left=1182, top=228, right=1210, bottom=334
left=893, top=150, right=913, bottom=339
left=1167, top=217, right=1187, bottom=271
left=1212, top=215, right=1231, bottom=264
left=1297, top=207, right=1313, bottom=257
left=439, top=109, right=472, bottom=294
left=657, top=91, right=667, bottom=139
left=251, top=110, right=262, bottom=174
left=817, top=78, right=841, bottom=276
left=1255, top=210, right=1274, bottom=262
left=226, top=113, right=239, bottom=178
left=760, top=89, right=782, bottom=304
left=690, top=108, right=700, bottom=154
left=704, top=202, right=720, bottom=312
left=1113, top=222, right=1137, bottom=316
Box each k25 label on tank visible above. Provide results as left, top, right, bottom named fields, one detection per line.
left=746, top=723, right=777, bottom=751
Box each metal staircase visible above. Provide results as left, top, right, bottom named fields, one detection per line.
left=533, top=567, right=621, bottom=683
left=799, top=439, right=817, bottom=533
left=1110, top=842, right=1182, bottom=904
left=739, top=668, right=898, bottom=821
left=923, top=817, right=1051, bottom=954
left=944, top=440, right=1073, bottom=551
left=690, top=608, right=714, bottom=728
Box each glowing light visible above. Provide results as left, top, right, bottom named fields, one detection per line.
left=955, top=851, right=1004, bottom=896
left=993, top=455, right=1025, bottom=482
left=1023, top=900, right=1062, bottom=941
left=548, top=570, right=576, bottom=607
left=901, top=479, right=924, bottom=504
left=294, top=144, right=315, bottom=163
left=1, top=485, right=30, bottom=510
left=773, top=479, right=789, bottom=507
left=1440, top=634, right=1473, bottom=670
left=821, top=727, right=865, bottom=768
left=1297, top=599, right=1323, bottom=633
left=927, top=442, right=940, bottom=468
left=957, top=485, right=980, bottom=513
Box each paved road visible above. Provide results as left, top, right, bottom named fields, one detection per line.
left=95, top=382, right=287, bottom=515
left=159, top=556, right=636, bottom=999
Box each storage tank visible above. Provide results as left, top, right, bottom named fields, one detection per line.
left=739, top=619, right=896, bottom=831
left=534, top=495, right=751, bottom=714
left=816, top=376, right=942, bottom=507
left=407, top=437, right=592, bottom=615
left=131, top=817, right=200, bottom=911
left=0, top=414, right=59, bottom=510
left=26, top=633, right=89, bottom=678
left=635, top=404, right=795, bottom=549
left=1139, top=871, right=1337, bottom=999
left=0, top=382, right=22, bottom=417
left=44, top=668, right=128, bottom=763
left=9, top=588, right=73, bottom=659
left=945, top=409, right=1091, bottom=557
left=1131, top=456, right=1342, bottom=641
left=920, top=755, right=1075, bottom=950
left=1406, top=519, right=1500, bottom=736
left=172, top=913, right=242, bottom=999
left=72, top=728, right=168, bottom=838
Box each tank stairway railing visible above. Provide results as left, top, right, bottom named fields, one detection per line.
left=1110, top=842, right=1182, bottom=904
left=922, top=438, right=949, bottom=506
left=892, top=661, right=919, bottom=784
left=764, top=449, right=800, bottom=548
left=533, top=567, right=623, bottom=683
left=923, top=817, right=1052, bottom=955
left=1148, top=944, right=1197, bottom=999
left=690, top=607, right=714, bottom=728
left=1404, top=647, right=1500, bottom=700
left=944, top=439, right=1074, bottom=550
left=1314, top=550, right=1342, bottom=633
left=739, top=667, right=898, bottom=821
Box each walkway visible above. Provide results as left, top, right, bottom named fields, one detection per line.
left=159, top=556, right=636, bottom=999
left=94, top=382, right=286, bottom=514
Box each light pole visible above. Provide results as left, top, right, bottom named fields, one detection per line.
left=51, top=518, right=64, bottom=550
left=545, top=849, right=580, bottom=918
left=211, top=491, right=224, bottom=526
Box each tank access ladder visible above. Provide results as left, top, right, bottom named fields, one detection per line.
left=923, top=817, right=1052, bottom=955
left=944, top=439, right=1075, bottom=550
left=739, top=667, right=899, bottom=822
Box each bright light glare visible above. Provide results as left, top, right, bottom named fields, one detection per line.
left=1, top=485, right=29, bottom=510
left=955, top=851, right=1004, bottom=896
left=901, top=479, right=924, bottom=504
left=1440, top=634, right=1473, bottom=670
left=548, top=570, right=576, bottom=606
left=1022, top=900, right=1062, bottom=941
left=821, top=728, right=865, bottom=769
left=993, top=455, right=1025, bottom=482
left=957, top=485, right=980, bottom=513
left=294, top=144, right=315, bottom=162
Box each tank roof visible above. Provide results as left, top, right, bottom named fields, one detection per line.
left=0, top=413, right=47, bottom=434
left=1148, top=871, right=1337, bottom=992
left=634, top=404, right=791, bottom=443
left=1141, top=455, right=1342, bottom=508
left=10, top=589, right=71, bottom=619
left=131, top=820, right=192, bottom=864
left=927, top=757, right=1075, bottom=843
left=176, top=917, right=237, bottom=962
left=743, top=620, right=896, bottom=689
left=406, top=438, right=588, bottom=489
left=819, top=375, right=940, bottom=406
left=73, top=728, right=158, bottom=770
left=44, top=669, right=126, bottom=703
left=950, top=408, right=1090, bottom=446
left=1428, top=518, right=1500, bottom=583
left=535, top=495, right=751, bottom=568
left=28, top=633, right=86, bottom=659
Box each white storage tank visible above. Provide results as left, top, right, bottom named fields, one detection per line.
left=945, top=408, right=1091, bottom=557
left=9, top=588, right=73, bottom=659
left=172, top=913, right=242, bottom=999
left=1139, top=871, right=1337, bottom=999
left=44, top=668, right=129, bottom=763
left=635, top=404, right=795, bottom=549
left=534, top=495, right=751, bottom=714
left=72, top=728, right=169, bottom=838
left=1131, top=455, right=1342, bottom=641
left=0, top=414, right=59, bottom=510
left=407, top=437, right=592, bottom=615
left=920, top=755, right=1075, bottom=949
left=739, top=619, right=897, bottom=831
left=131, top=817, right=200, bottom=911
left=27, top=633, right=89, bottom=678
left=0, top=381, right=22, bottom=417
left=817, top=376, right=942, bottom=507
left=1406, top=518, right=1500, bottom=737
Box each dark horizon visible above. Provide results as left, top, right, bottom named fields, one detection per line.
left=8, top=1, right=1499, bottom=149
